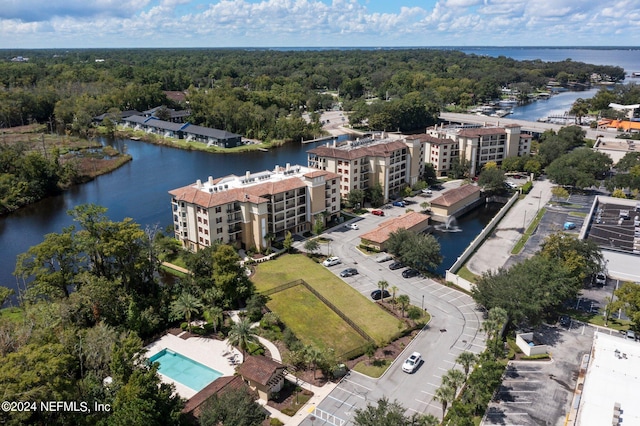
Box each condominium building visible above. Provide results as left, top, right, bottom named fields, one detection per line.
left=425, top=124, right=532, bottom=176
left=169, top=164, right=340, bottom=252
left=307, top=134, right=421, bottom=202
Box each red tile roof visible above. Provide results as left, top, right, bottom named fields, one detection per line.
left=360, top=211, right=430, bottom=244
left=458, top=127, right=506, bottom=137
left=238, top=356, right=286, bottom=387
left=308, top=140, right=408, bottom=160
left=430, top=184, right=481, bottom=207
left=169, top=185, right=269, bottom=207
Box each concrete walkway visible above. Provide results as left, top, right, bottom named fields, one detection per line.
left=466, top=178, right=554, bottom=276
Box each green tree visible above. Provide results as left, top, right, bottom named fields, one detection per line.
left=227, top=318, right=258, bottom=357
left=456, top=351, right=477, bottom=377
left=204, top=305, right=224, bottom=334
left=612, top=188, right=627, bottom=198
left=366, top=183, right=384, bottom=207
left=449, top=157, right=470, bottom=179
left=0, top=286, right=15, bottom=307
left=386, top=228, right=442, bottom=274
left=478, top=167, right=506, bottom=192
left=313, top=214, right=325, bottom=235
left=546, top=148, right=612, bottom=189
left=304, top=238, right=320, bottom=256
left=422, top=163, right=438, bottom=185
left=377, top=280, right=389, bottom=303
left=570, top=98, right=590, bottom=124
left=198, top=389, right=267, bottom=426
left=169, top=292, right=203, bottom=332
left=212, top=244, right=254, bottom=307
left=390, top=285, right=399, bottom=304
left=442, top=368, right=466, bottom=395
left=348, top=188, right=365, bottom=209
left=352, top=397, right=410, bottom=426
left=616, top=152, right=640, bottom=172
left=397, top=294, right=410, bottom=317
left=538, top=232, right=603, bottom=283
left=610, top=282, right=640, bottom=331
left=482, top=307, right=508, bottom=357
left=434, top=384, right=456, bottom=419
left=551, top=186, right=569, bottom=201
left=283, top=231, right=294, bottom=253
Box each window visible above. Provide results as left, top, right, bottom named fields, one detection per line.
left=216, top=217, right=222, bottom=224
left=198, top=217, right=202, bottom=223
left=354, top=177, right=358, bottom=182
left=205, top=240, right=209, bottom=245
left=203, top=219, right=208, bottom=225
left=199, top=237, right=203, bottom=243
left=215, top=206, right=222, bottom=213
left=204, top=229, right=209, bottom=235
left=198, top=226, right=203, bottom=233
left=216, top=227, right=223, bottom=234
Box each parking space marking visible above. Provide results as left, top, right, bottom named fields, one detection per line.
left=421, top=389, right=435, bottom=396
left=327, top=395, right=357, bottom=408
left=332, top=387, right=367, bottom=400
left=341, top=379, right=372, bottom=391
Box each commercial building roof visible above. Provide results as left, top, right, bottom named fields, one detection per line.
left=360, top=211, right=430, bottom=244
left=576, top=332, right=640, bottom=426
left=430, top=184, right=481, bottom=208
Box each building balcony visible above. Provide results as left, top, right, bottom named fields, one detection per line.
left=226, top=204, right=241, bottom=213
left=227, top=225, right=242, bottom=234
left=227, top=213, right=242, bottom=223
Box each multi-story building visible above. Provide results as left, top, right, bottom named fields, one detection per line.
left=307, top=134, right=420, bottom=202
left=169, top=164, right=340, bottom=252
left=425, top=123, right=532, bottom=176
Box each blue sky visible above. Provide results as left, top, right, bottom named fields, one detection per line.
left=1, top=0, right=639, bottom=49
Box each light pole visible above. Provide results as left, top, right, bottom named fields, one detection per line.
left=422, top=295, right=424, bottom=310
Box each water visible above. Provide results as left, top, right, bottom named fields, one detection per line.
left=1, top=47, right=635, bottom=298
left=432, top=203, right=503, bottom=276
left=508, top=87, right=600, bottom=122
left=149, top=349, right=222, bottom=391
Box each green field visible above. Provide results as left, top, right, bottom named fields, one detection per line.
left=253, top=254, right=405, bottom=348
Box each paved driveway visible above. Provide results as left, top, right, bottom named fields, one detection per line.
left=297, top=212, right=487, bottom=425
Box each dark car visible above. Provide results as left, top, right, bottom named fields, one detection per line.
left=389, top=261, right=404, bottom=270
left=340, top=268, right=358, bottom=277
left=559, top=315, right=571, bottom=327
left=371, top=289, right=391, bottom=301
left=402, top=268, right=421, bottom=278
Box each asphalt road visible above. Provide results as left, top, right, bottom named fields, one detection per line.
left=294, top=208, right=486, bottom=425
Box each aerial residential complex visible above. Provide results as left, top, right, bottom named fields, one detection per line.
left=307, top=133, right=426, bottom=202
left=425, top=123, right=532, bottom=176
left=169, top=164, right=340, bottom=251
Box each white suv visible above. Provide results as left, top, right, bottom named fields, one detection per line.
left=322, top=257, right=341, bottom=267
left=402, top=352, right=422, bottom=373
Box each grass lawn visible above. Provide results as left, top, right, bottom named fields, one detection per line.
left=352, top=359, right=391, bottom=378
left=253, top=254, right=405, bottom=345
left=511, top=207, right=546, bottom=254
left=457, top=265, right=479, bottom=283
left=268, top=285, right=368, bottom=355
left=0, top=307, right=24, bottom=323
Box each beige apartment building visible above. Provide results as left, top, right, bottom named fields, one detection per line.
left=307, top=134, right=423, bottom=202
left=426, top=124, right=532, bottom=176
left=169, top=164, right=340, bottom=252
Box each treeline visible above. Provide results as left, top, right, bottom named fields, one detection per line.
left=0, top=48, right=625, bottom=137
left=1, top=204, right=259, bottom=425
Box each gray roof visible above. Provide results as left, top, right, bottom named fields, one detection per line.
left=183, top=124, right=240, bottom=140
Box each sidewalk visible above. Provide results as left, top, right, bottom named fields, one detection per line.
left=466, top=179, right=554, bottom=276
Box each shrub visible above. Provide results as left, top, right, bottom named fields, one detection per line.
left=407, top=306, right=423, bottom=320
left=270, top=419, right=285, bottom=426
left=521, top=353, right=550, bottom=360
left=521, top=181, right=533, bottom=194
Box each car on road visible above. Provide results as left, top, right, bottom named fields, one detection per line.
left=375, top=253, right=393, bottom=263
left=421, top=189, right=432, bottom=196
left=322, top=256, right=341, bottom=267
left=371, top=209, right=385, bottom=216
left=402, top=352, right=422, bottom=373
left=559, top=315, right=571, bottom=327
left=389, top=261, right=404, bottom=270
left=392, top=200, right=406, bottom=207
left=402, top=268, right=421, bottom=278
left=370, top=289, right=391, bottom=301
left=595, top=272, right=607, bottom=286
left=340, top=268, right=358, bottom=277
left=345, top=223, right=359, bottom=230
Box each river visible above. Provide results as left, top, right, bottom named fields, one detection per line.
left=0, top=47, right=635, bottom=299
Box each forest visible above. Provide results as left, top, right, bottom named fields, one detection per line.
left=0, top=48, right=626, bottom=139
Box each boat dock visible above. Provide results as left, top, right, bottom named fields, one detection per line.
left=301, top=135, right=338, bottom=144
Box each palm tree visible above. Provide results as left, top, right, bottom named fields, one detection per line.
left=434, top=384, right=456, bottom=419
left=483, top=307, right=508, bottom=356
left=456, top=351, right=477, bottom=377
left=204, top=305, right=224, bottom=334
left=390, top=285, right=399, bottom=304
left=227, top=318, right=258, bottom=357
left=304, top=345, right=324, bottom=379
left=442, top=368, right=466, bottom=395
left=170, top=292, right=203, bottom=332
left=377, top=280, right=389, bottom=303
left=397, top=294, right=410, bottom=317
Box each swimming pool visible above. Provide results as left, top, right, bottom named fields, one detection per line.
left=149, top=349, right=222, bottom=392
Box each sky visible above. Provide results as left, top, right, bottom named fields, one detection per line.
left=1, top=0, right=640, bottom=49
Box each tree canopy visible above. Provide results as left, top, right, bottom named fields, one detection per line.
left=386, top=228, right=443, bottom=274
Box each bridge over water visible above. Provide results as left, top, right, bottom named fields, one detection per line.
left=439, top=112, right=601, bottom=140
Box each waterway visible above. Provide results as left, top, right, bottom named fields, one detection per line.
left=1, top=47, right=635, bottom=299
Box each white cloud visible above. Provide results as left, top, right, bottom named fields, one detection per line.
left=0, top=0, right=149, bottom=22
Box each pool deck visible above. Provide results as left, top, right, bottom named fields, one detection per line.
left=145, top=333, right=243, bottom=399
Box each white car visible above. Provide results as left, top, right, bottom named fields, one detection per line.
left=375, top=253, right=393, bottom=263
left=402, top=351, right=422, bottom=373
left=345, top=223, right=359, bottom=230
left=322, top=256, right=341, bottom=267
left=595, top=272, right=607, bottom=286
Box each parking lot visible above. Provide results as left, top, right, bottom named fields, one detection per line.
left=483, top=324, right=595, bottom=426
left=296, top=200, right=487, bottom=425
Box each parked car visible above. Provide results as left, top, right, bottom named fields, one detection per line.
left=392, top=200, right=406, bottom=207
left=402, top=268, right=421, bottom=279
left=370, top=289, right=391, bottom=301
left=389, top=261, right=404, bottom=270
left=402, top=352, right=422, bottom=373
left=421, top=189, right=433, bottom=196
left=345, top=223, right=359, bottom=230
left=371, top=209, right=385, bottom=216
left=340, top=268, right=358, bottom=277
left=322, top=256, right=341, bottom=267
left=595, top=272, right=607, bottom=286
left=559, top=315, right=571, bottom=327
left=375, top=253, right=393, bottom=263
left=627, top=330, right=637, bottom=341
left=563, top=222, right=576, bottom=230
